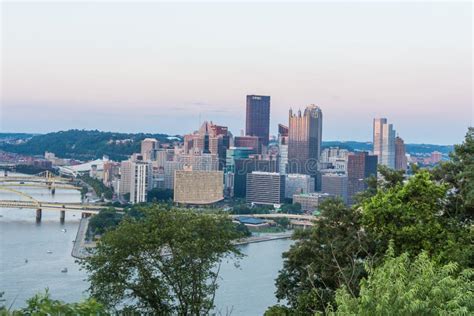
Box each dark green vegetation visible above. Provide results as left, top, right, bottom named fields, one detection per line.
left=10, top=164, right=51, bottom=174
left=82, top=206, right=243, bottom=314
left=147, top=188, right=174, bottom=203
left=334, top=247, right=473, bottom=315
left=266, top=127, right=474, bottom=315
left=79, top=175, right=113, bottom=200
left=0, top=290, right=106, bottom=315
left=0, top=130, right=178, bottom=161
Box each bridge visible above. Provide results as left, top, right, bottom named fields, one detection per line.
left=231, top=213, right=317, bottom=229
left=0, top=186, right=115, bottom=223
left=0, top=171, right=80, bottom=193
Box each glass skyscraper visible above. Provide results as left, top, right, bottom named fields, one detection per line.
left=245, top=95, right=270, bottom=147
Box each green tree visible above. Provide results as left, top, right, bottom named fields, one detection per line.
left=147, top=188, right=174, bottom=202
left=333, top=247, right=474, bottom=315
left=361, top=170, right=472, bottom=265
left=15, top=290, right=106, bottom=315
left=432, top=127, right=474, bottom=221
left=271, top=198, right=373, bottom=314
left=81, top=206, right=243, bottom=314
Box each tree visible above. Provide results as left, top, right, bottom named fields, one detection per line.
left=361, top=170, right=473, bottom=266
left=147, top=188, right=174, bottom=202
left=333, top=247, right=474, bottom=315
left=432, top=127, right=474, bottom=221
left=19, top=290, right=106, bottom=315
left=271, top=198, right=373, bottom=314
left=81, top=206, right=243, bottom=314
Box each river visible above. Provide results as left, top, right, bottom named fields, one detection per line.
left=0, top=180, right=292, bottom=315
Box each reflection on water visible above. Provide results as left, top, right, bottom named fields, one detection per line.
left=0, top=179, right=291, bottom=315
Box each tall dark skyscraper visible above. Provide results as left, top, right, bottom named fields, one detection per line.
left=245, top=95, right=270, bottom=147
left=347, top=151, right=377, bottom=205
left=287, top=105, right=323, bottom=175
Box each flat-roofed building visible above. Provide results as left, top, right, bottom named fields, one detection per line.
left=293, top=192, right=334, bottom=212
left=174, top=170, right=224, bottom=205
left=321, top=173, right=348, bottom=204
left=285, top=173, right=315, bottom=199
left=246, top=171, right=285, bottom=205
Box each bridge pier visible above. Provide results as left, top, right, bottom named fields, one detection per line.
left=36, top=208, right=42, bottom=223
left=60, top=210, right=65, bottom=224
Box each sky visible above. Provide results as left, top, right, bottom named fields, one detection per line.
left=1, top=1, right=472, bottom=144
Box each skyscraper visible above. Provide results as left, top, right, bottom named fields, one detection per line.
left=373, top=118, right=395, bottom=168
left=288, top=105, right=323, bottom=175
left=347, top=152, right=377, bottom=205
left=246, top=95, right=270, bottom=147
left=395, top=136, right=407, bottom=171
left=246, top=172, right=285, bottom=205
left=140, top=138, right=159, bottom=161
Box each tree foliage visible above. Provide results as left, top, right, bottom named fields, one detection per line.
left=272, top=198, right=372, bottom=314
left=334, top=247, right=474, bottom=315
left=81, top=206, right=243, bottom=314
left=0, top=290, right=106, bottom=315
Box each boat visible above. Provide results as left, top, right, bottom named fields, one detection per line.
left=24, top=259, right=28, bottom=263
left=61, top=229, right=67, bottom=233
left=61, top=268, right=68, bottom=273
left=47, top=250, right=53, bottom=254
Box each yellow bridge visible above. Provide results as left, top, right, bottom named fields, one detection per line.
left=0, top=178, right=113, bottom=223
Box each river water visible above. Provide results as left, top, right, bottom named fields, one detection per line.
left=0, top=180, right=291, bottom=315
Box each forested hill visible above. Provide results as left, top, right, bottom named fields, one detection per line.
left=0, top=130, right=453, bottom=161
left=0, top=130, right=179, bottom=161
left=322, top=141, right=454, bottom=155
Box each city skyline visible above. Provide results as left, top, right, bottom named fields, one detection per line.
left=2, top=2, right=472, bottom=144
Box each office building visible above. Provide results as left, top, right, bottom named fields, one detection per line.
left=288, top=105, right=323, bottom=175
left=347, top=152, right=378, bottom=205
left=395, top=136, right=407, bottom=171
left=278, top=124, right=289, bottom=175
left=321, top=173, right=348, bottom=204
left=225, top=147, right=256, bottom=172
left=234, top=136, right=260, bottom=153
left=174, top=170, right=224, bottom=205
left=373, top=118, right=395, bottom=168
left=141, top=138, right=159, bottom=161
left=233, top=158, right=278, bottom=198
left=246, top=172, right=285, bottom=205
left=293, top=192, right=333, bottom=212
left=246, top=95, right=270, bottom=146
left=430, top=151, right=442, bottom=164
left=285, top=173, right=315, bottom=199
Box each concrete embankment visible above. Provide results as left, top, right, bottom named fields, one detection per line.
left=71, top=217, right=95, bottom=259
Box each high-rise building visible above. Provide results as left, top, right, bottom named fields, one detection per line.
left=246, top=172, right=285, bottom=205
left=288, top=105, right=323, bottom=175
left=373, top=118, right=396, bottom=168
left=278, top=124, right=289, bottom=175
left=141, top=138, right=159, bottom=161
left=130, top=161, right=151, bottom=204
left=174, top=169, right=224, bottom=205
left=395, top=136, right=407, bottom=171
left=285, top=173, right=315, bottom=199
left=225, top=147, right=256, bottom=172
left=347, top=152, right=378, bottom=205
left=234, top=136, right=260, bottom=153
left=246, top=95, right=270, bottom=147
left=321, top=173, right=348, bottom=204
left=233, top=158, right=277, bottom=198
left=184, top=121, right=231, bottom=169
left=119, top=160, right=132, bottom=195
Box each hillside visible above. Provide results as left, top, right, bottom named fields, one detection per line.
left=0, top=130, right=178, bottom=161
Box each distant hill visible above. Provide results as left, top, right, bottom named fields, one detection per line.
left=0, top=130, right=179, bottom=161
left=322, top=141, right=453, bottom=155
left=0, top=130, right=453, bottom=161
